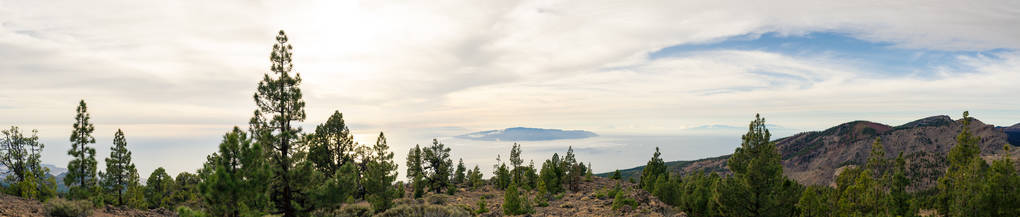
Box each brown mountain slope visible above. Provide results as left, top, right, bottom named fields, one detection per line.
left=615, top=115, right=1018, bottom=190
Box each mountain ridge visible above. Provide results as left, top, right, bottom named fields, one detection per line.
left=603, top=115, right=1019, bottom=190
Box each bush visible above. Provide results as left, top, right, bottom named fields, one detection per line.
left=176, top=206, right=208, bottom=217
left=424, top=194, right=450, bottom=205
left=311, top=204, right=374, bottom=217
left=392, top=198, right=421, bottom=207
left=596, top=183, right=622, bottom=200
left=476, top=198, right=489, bottom=214
left=374, top=204, right=471, bottom=217
left=502, top=182, right=533, bottom=215
left=44, top=198, right=92, bottom=217
left=612, top=191, right=638, bottom=210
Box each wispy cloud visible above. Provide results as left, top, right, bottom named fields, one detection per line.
left=1, top=0, right=1018, bottom=175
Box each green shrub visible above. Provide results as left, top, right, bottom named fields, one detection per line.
left=392, top=198, right=421, bottom=207
left=424, top=194, right=449, bottom=205
left=375, top=204, right=471, bottom=217
left=612, top=191, right=638, bottom=210
left=476, top=197, right=489, bottom=214
left=176, top=206, right=208, bottom=217
left=339, top=205, right=374, bottom=217
left=502, top=182, right=533, bottom=215
left=596, top=183, right=622, bottom=200
left=44, top=198, right=92, bottom=217
left=311, top=204, right=374, bottom=217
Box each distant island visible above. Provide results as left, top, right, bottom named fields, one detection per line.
left=457, top=127, right=598, bottom=141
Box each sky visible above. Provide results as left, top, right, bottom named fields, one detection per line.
left=1, top=0, right=1019, bottom=178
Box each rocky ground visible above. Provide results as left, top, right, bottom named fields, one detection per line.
left=405, top=177, right=684, bottom=217
left=2, top=177, right=681, bottom=217
left=0, top=194, right=174, bottom=217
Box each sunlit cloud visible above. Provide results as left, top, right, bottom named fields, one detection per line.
left=1, top=0, right=1018, bottom=175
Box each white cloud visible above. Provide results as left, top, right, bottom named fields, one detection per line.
left=1, top=0, right=1018, bottom=175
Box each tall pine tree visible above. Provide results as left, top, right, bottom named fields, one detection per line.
left=406, top=144, right=424, bottom=195
left=363, top=132, right=398, bottom=211
left=252, top=30, right=308, bottom=217
left=66, top=100, right=98, bottom=200
left=936, top=111, right=987, bottom=217
left=102, top=129, right=136, bottom=206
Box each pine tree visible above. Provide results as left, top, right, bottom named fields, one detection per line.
left=651, top=174, right=678, bottom=205
left=502, top=180, right=532, bottom=215
left=563, top=146, right=581, bottom=191
left=525, top=160, right=539, bottom=189
left=796, top=186, right=834, bottom=217
left=395, top=182, right=406, bottom=198
left=102, top=129, right=136, bottom=206
left=170, top=172, right=201, bottom=208
left=422, top=138, right=453, bottom=193
left=836, top=168, right=882, bottom=215
left=586, top=162, right=593, bottom=179
left=610, top=169, right=621, bottom=180
left=252, top=30, right=308, bottom=217
left=984, top=145, right=1019, bottom=216
left=890, top=152, right=911, bottom=216
left=412, top=173, right=425, bottom=199
left=243, top=111, right=273, bottom=214
left=936, top=111, right=988, bottom=217
left=865, top=138, right=889, bottom=176
left=680, top=171, right=719, bottom=216
left=715, top=114, right=801, bottom=217
left=311, top=162, right=357, bottom=208
left=454, top=158, right=467, bottom=185
left=200, top=127, right=249, bottom=217
left=146, top=167, right=174, bottom=209
left=494, top=154, right=511, bottom=190
left=1, top=126, right=56, bottom=201
left=124, top=168, right=146, bottom=209
left=406, top=144, right=424, bottom=189
left=641, top=147, right=667, bottom=192
left=535, top=178, right=549, bottom=207
left=509, top=143, right=524, bottom=185
left=469, top=165, right=483, bottom=190
left=308, top=111, right=354, bottom=177
left=363, top=132, right=398, bottom=212
left=66, top=100, right=98, bottom=200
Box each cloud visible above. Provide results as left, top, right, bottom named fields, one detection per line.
left=1, top=0, right=1019, bottom=176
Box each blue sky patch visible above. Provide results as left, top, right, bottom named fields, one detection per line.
left=649, top=32, right=1009, bottom=77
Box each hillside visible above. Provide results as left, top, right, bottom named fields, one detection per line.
left=0, top=194, right=173, bottom=217
left=393, top=176, right=679, bottom=217
left=604, top=116, right=1019, bottom=190
left=1004, top=123, right=1020, bottom=146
